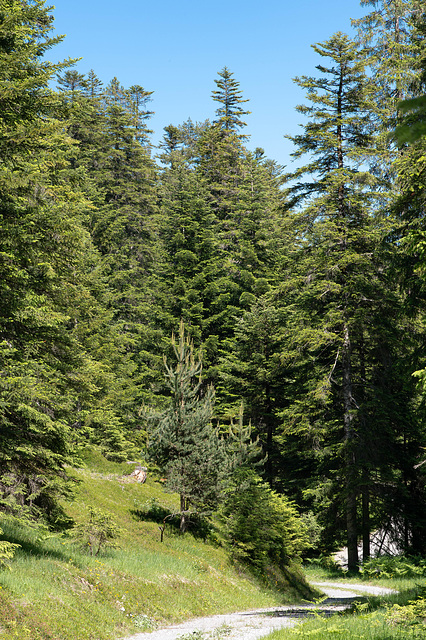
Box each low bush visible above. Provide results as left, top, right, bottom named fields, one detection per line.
left=386, top=586, right=426, bottom=632
left=360, top=555, right=426, bottom=579
left=0, top=526, right=20, bottom=569
left=220, top=470, right=311, bottom=569
left=71, top=506, right=121, bottom=556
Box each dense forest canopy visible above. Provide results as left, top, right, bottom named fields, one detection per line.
left=2, top=0, right=426, bottom=572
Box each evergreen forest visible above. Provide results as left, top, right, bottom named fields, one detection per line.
left=3, top=0, right=426, bottom=575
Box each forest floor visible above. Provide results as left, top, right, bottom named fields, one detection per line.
left=122, top=582, right=396, bottom=640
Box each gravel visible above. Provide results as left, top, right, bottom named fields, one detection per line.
left=121, top=581, right=396, bottom=640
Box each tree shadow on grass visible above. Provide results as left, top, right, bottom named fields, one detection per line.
left=0, top=527, right=73, bottom=564
left=131, top=500, right=214, bottom=540
left=131, top=502, right=180, bottom=529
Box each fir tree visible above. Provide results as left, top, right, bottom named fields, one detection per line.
left=353, top=0, right=426, bottom=187
left=280, top=32, right=399, bottom=570
left=158, top=72, right=284, bottom=404
left=354, top=0, right=426, bottom=554
left=0, top=0, right=102, bottom=517
left=212, top=66, right=251, bottom=135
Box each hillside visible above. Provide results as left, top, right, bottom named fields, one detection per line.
left=0, top=448, right=316, bottom=640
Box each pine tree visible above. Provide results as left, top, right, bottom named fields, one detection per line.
left=148, top=323, right=228, bottom=532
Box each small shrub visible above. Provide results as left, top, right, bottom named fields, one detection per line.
left=386, top=587, right=426, bottom=631
left=177, top=631, right=204, bottom=640
left=299, top=511, right=323, bottom=552
left=360, top=555, right=426, bottom=579
left=132, top=614, right=158, bottom=630
left=0, top=527, right=20, bottom=569
left=134, top=497, right=173, bottom=523
left=220, top=470, right=310, bottom=569
left=305, top=554, right=346, bottom=575
left=71, top=506, right=121, bottom=556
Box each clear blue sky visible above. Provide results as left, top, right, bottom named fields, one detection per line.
left=51, top=0, right=367, bottom=167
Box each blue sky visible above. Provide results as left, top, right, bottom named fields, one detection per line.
left=51, top=0, right=367, bottom=167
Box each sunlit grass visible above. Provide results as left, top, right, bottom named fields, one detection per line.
left=0, top=445, right=312, bottom=639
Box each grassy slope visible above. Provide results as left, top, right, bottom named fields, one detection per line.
left=0, top=447, right=315, bottom=640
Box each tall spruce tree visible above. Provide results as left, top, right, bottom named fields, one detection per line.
left=157, top=128, right=217, bottom=343
left=58, top=69, right=164, bottom=414
left=278, top=32, right=402, bottom=570
left=158, top=71, right=284, bottom=410
left=352, top=0, right=425, bottom=187
left=354, top=0, right=426, bottom=554
left=0, top=0, right=110, bottom=517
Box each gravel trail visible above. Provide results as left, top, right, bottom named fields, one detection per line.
left=122, top=582, right=396, bottom=640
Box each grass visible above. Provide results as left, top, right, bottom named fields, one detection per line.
left=262, top=563, right=426, bottom=640
left=0, top=446, right=316, bottom=640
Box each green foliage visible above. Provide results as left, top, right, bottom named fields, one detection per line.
left=304, top=554, right=346, bottom=576
left=353, top=0, right=425, bottom=180
left=132, top=614, right=158, bottom=630
left=385, top=587, right=426, bottom=632
left=220, top=470, right=311, bottom=569
left=0, top=526, right=20, bottom=569
left=299, top=512, right=324, bottom=553
left=4, top=0, right=426, bottom=613
left=396, top=95, right=426, bottom=144
left=148, top=322, right=228, bottom=530
left=0, top=0, right=95, bottom=519
left=360, top=556, right=426, bottom=580
left=71, top=506, right=121, bottom=556
left=0, top=452, right=314, bottom=640
left=212, top=66, right=251, bottom=135
left=276, top=26, right=426, bottom=568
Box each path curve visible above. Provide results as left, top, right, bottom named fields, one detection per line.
left=122, top=582, right=396, bottom=640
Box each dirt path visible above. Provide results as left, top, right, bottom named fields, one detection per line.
left=122, top=582, right=396, bottom=640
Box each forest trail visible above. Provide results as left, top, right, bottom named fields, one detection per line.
left=122, top=582, right=396, bottom=640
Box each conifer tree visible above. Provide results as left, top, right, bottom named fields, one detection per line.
left=218, top=299, right=288, bottom=484
left=148, top=323, right=228, bottom=532
left=279, top=32, right=400, bottom=570
left=57, top=69, right=164, bottom=412
left=157, top=130, right=217, bottom=343
left=158, top=72, right=284, bottom=405
left=353, top=0, right=426, bottom=554
left=0, top=0, right=107, bottom=517
left=352, top=0, right=425, bottom=186
left=212, top=66, right=251, bottom=135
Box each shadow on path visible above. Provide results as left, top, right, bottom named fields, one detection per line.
left=241, top=595, right=367, bottom=621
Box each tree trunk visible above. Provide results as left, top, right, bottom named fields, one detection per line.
left=359, top=335, right=370, bottom=562
left=362, top=476, right=370, bottom=561
left=342, top=324, right=359, bottom=572
left=180, top=495, right=188, bottom=534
